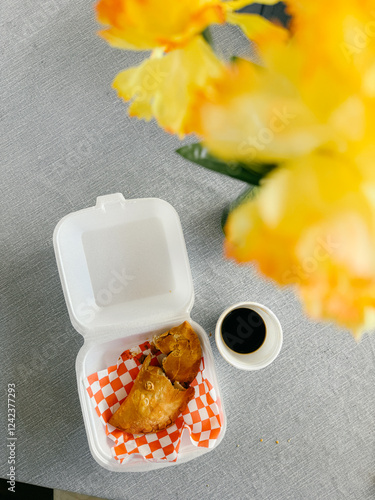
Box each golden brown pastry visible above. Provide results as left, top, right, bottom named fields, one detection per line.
left=109, top=355, right=194, bottom=434
left=153, top=321, right=202, bottom=384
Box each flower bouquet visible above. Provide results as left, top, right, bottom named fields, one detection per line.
left=95, top=0, right=375, bottom=339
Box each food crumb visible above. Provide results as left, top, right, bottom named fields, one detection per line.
left=287, top=439, right=291, bottom=443
left=260, top=438, right=263, bottom=442
left=276, top=440, right=279, bottom=444
left=209, top=333, right=212, bottom=337
left=236, top=444, right=240, bottom=447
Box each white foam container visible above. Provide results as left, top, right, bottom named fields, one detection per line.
left=53, top=193, right=226, bottom=472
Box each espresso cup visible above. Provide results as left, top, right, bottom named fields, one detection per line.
left=215, top=302, right=283, bottom=371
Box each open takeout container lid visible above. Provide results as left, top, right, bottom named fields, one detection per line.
left=54, top=193, right=195, bottom=339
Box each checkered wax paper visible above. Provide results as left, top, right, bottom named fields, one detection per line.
left=84, top=341, right=222, bottom=463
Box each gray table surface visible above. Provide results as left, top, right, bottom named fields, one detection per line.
left=2, top=2, right=375, bottom=499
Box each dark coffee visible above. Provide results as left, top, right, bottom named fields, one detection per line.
left=221, top=307, right=266, bottom=354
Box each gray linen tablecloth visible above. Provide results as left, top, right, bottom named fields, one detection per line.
left=1, top=2, right=375, bottom=499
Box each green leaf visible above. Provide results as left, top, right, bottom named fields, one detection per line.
left=221, top=185, right=258, bottom=232
left=201, top=27, right=213, bottom=47
left=176, top=143, right=276, bottom=186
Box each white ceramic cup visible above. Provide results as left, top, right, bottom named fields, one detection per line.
left=215, top=301, right=283, bottom=371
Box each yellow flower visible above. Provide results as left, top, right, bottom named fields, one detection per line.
left=224, top=0, right=288, bottom=46
left=191, top=32, right=375, bottom=165
left=225, top=152, right=375, bottom=338
left=96, top=0, right=225, bottom=51
left=286, top=0, right=375, bottom=67
left=280, top=0, right=375, bottom=109
left=190, top=57, right=331, bottom=164
left=95, top=0, right=284, bottom=51
left=112, top=36, right=225, bottom=136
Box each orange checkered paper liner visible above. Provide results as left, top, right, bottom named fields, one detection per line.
left=84, top=341, right=222, bottom=463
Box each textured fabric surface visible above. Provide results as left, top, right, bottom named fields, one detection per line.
left=1, top=2, right=375, bottom=499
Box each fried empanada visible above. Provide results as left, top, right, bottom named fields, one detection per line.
left=109, top=354, right=194, bottom=434
left=153, top=321, right=202, bottom=384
